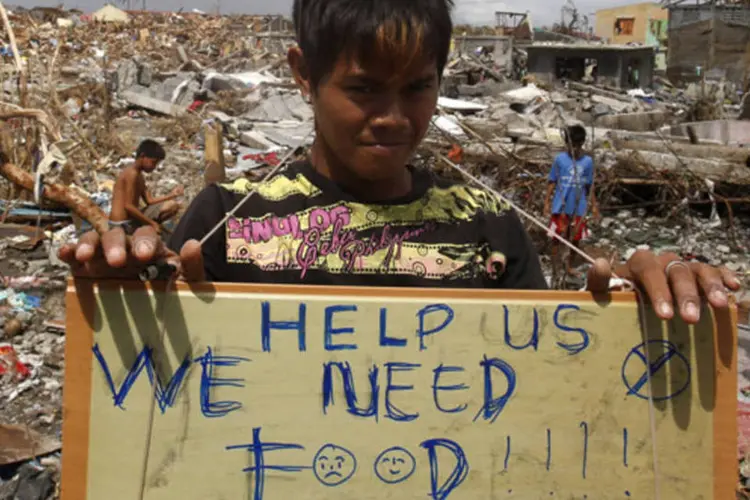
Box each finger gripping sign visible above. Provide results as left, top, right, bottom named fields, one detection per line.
left=61, top=281, right=738, bottom=499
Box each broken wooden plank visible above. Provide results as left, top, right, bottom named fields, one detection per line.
left=0, top=423, right=61, bottom=467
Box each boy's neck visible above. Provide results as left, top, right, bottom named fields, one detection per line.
left=310, top=140, right=413, bottom=202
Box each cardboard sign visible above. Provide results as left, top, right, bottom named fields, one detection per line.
left=62, top=280, right=737, bottom=499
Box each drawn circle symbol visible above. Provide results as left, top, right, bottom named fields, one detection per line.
left=621, top=340, right=691, bottom=401
left=313, top=444, right=357, bottom=487
left=412, top=261, right=427, bottom=277
left=235, top=246, right=250, bottom=259
left=366, top=210, right=378, bottom=222
left=374, top=446, right=416, bottom=484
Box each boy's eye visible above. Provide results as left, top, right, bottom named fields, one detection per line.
left=407, top=81, right=433, bottom=93
left=348, top=85, right=375, bottom=94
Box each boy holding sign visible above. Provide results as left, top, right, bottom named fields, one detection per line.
left=60, top=0, right=740, bottom=325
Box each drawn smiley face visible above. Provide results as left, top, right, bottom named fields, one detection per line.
left=313, top=444, right=357, bottom=487
left=374, top=446, right=416, bottom=484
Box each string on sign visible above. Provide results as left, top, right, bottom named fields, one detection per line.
left=433, top=150, right=618, bottom=279
left=434, top=131, right=662, bottom=500
left=137, top=277, right=174, bottom=500
left=137, top=134, right=310, bottom=500
left=136, top=123, right=664, bottom=498
left=199, top=138, right=311, bottom=247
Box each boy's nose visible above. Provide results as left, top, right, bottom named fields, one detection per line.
left=370, top=98, right=410, bottom=130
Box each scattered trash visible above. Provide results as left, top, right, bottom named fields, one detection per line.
left=0, top=344, right=31, bottom=379
left=0, top=423, right=61, bottom=467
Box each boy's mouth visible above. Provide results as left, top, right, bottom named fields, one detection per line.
left=360, top=142, right=410, bottom=153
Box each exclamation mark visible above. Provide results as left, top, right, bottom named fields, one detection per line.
left=623, top=428, right=628, bottom=468
left=504, top=436, right=511, bottom=471
left=580, top=421, right=588, bottom=479
left=546, top=428, right=551, bottom=471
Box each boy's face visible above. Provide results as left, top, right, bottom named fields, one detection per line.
left=291, top=48, right=439, bottom=182
left=137, top=156, right=161, bottom=172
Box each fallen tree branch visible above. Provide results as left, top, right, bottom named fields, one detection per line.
left=0, top=108, right=62, bottom=142
left=0, top=159, right=108, bottom=234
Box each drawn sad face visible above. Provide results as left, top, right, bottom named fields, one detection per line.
left=313, top=444, right=357, bottom=487
left=374, top=446, right=417, bottom=484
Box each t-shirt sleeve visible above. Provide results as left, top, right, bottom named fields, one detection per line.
left=484, top=208, right=549, bottom=290
left=167, top=185, right=228, bottom=281
left=548, top=155, right=559, bottom=182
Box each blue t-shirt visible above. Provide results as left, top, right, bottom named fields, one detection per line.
left=548, top=152, right=594, bottom=217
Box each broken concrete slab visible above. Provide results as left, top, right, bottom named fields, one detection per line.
left=254, top=121, right=314, bottom=148
left=437, top=96, right=488, bottom=113
left=239, top=130, right=280, bottom=150
left=243, top=92, right=312, bottom=122
left=115, top=59, right=138, bottom=92
left=596, top=110, right=670, bottom=132
left=433, top=115, right=467, bottom=139
left=611, top=138, right=750, bottom=164
left=121, top=90, right=184, bottom=116
left=137, top=63, right=153, bottom=87
left=567, top=81, right=634, bottom=103
left=664, top=120, right=750, bottom=147
left=591, top=94, right=630, bottom=113
left=614, top=149, right=750, bottom=183
left=502, top=83, right=549, bottom=105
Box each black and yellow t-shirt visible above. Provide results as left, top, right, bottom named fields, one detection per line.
left=168, top=161, right=548, bottom=289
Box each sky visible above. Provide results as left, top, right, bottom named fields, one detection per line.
left=12, top=0, right=615, bottom=27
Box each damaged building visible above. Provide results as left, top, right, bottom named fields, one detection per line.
left=525, top=44, right=655, bottom=89
left=666, top=0, right=750, bottom=85
left=594, top=2, right=668, bottom=70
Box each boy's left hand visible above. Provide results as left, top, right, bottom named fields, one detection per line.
left=585, top=250, right=741, bottom=325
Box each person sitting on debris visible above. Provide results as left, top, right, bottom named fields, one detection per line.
left=108, top=139, right=184, bottom=236
left=60, top=0, right=740, bottom=327
left=544, top=124, right=598, bottom=278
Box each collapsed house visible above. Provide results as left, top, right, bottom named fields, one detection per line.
left=526, top=44, right=655, bottom=89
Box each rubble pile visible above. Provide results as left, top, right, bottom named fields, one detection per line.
left=0, top=7, right=748, bottom=500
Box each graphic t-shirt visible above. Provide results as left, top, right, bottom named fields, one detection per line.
left=168, top=161, right=547, bottom=290
left=548, top=152, right=594, bottom=217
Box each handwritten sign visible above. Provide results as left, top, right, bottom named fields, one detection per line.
left=61, top=281, right=738, bottom=499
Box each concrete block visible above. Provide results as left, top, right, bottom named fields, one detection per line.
left=122, top=90, right=183, bottom=116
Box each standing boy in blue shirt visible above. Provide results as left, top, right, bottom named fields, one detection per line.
left=544, top=125, right=599, bottom=278
left=59, top=0, right=740, bottom=326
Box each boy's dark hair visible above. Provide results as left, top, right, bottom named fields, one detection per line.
left=292, top=0, right=454, bottom=88
left=564, top=125, right=587, bottom=147
left=135, top=139, right=166, bottom=160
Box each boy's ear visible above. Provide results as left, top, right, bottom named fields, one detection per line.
left=288, top=46, right=312, bottom=99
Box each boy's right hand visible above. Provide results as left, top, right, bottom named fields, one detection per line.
left=58, top=226, right=206, bottom=282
